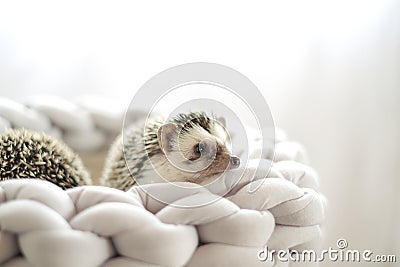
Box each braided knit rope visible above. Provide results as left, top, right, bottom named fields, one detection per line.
left=0, top=95, right=147, bottom=151
left=0, top=95, right=326, bottom=267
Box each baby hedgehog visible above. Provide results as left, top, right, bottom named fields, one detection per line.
left=102, top=112, right=240, bottom=191
left=0, top=129, right=91, bottom=189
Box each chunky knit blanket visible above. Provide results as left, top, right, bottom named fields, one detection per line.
left=0, top=162, right=325, bottom=266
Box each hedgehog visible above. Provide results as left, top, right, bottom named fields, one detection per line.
left=102, top=112, right=241, bottom=191
left=0, top=128, right=91, bottom=189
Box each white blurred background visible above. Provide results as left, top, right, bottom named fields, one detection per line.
left=0, top=0, right=399, bottom=265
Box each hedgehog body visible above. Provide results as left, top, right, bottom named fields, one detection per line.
left=102, top=112, right=240, bottom=191
left=0, top=129, right=91, bottom=189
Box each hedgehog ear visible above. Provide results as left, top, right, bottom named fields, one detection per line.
left=158, top=123, right=177, bottom=153
left=217, top=117, right=226, bottom=127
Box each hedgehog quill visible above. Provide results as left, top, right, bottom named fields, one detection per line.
left=102, top=112, right=240, bottom=191
left=0, top=129, right=91, bottom=189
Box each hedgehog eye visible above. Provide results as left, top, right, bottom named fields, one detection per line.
left=194, top=143, right=204, bottom=155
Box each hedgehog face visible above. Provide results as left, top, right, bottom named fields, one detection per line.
left=157, top=113, right=240, bottom=183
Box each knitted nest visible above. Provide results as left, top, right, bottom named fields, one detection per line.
left=0, top=148, right=325, bottom=267
left=0, top=96, right=326, bottom=267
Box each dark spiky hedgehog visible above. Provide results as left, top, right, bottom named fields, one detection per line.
left=0, top=129, right=91, bottom=189
left=102, top=112, right=240, bottom=191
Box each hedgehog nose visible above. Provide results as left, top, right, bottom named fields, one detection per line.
left=230, top=156, right=240, bottom=168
